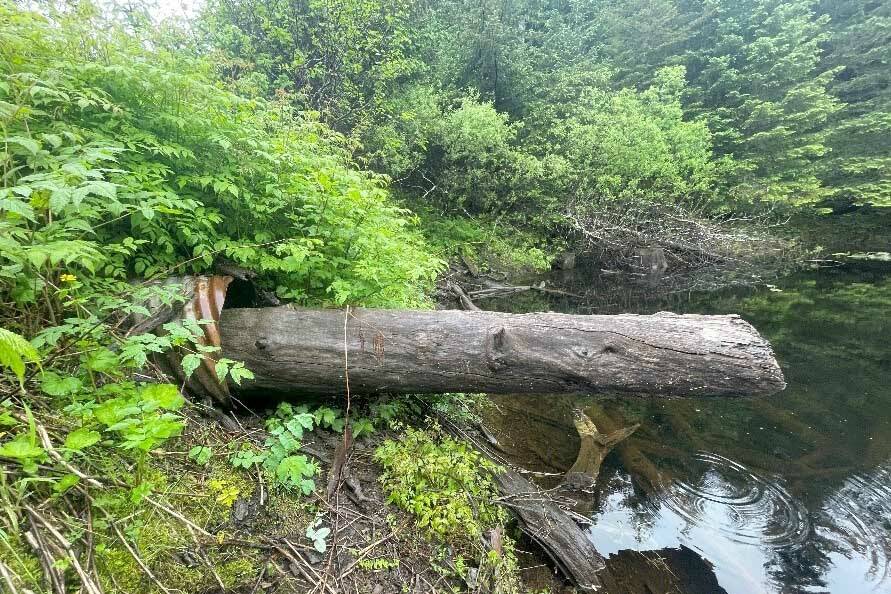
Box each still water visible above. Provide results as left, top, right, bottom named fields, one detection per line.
left=482, top=262, right=891, bottom=594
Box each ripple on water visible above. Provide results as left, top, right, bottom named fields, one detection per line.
left=657, top=452, right=811, bottom=548
left=818, top=463, right=891, bottom=586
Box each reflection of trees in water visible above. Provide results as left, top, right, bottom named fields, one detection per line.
left=764, top=538, right=833, bottom=594
left=764, top=461, right=891, bottom=593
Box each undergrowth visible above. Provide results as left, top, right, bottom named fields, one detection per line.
left=0, top=3, right=449, bottom=592
left=412, top=205, right=563, bottom=275
left=375, top=424, right=521, bottom=593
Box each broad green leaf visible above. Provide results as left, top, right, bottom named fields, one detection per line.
left=39, top=371, right=82, bottom=397
left=53, top=474, right=80, bottom=494
left=4, top=135, right=39, bottom=155
left=188, top=445, right=212, bottom=465
left=139, top=383, right=184, bottom=411
left=181, top=353, right=202, bottom=379
left=63, top=428, right=101, bottom=451
left=0, top=328, right=40, bottom=387
left=0, top=436, right=44, bottom=460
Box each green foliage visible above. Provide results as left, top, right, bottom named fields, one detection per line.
left=188, top=445, right=212, bottom=465
left=1, top=1, right=441, bottom=314
left=229, top=402, right=319, bottom=493
left=206, top=0, right=891, bottom=227
left=416, top=210, right=557, bottom=273
left=0, top=328, right=40, bottom=387
left=816, top=0, right=891, bottom=206
left=228, top=401, right=389, bottom=493
left=202, top=0, right=422, bottom=136
left=86, top=383, right=185, bottom=452
left=374, top=426, right=505, bottom=543
left=358, top=556, right=400, bottom=571
left=0, top=433, right=46, bottom=472
left=374, top=425, right=520, bottom=592
left=561, top=66, right=728, bottom=208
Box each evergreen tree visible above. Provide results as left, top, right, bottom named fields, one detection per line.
left=684, top=0, right=842, bottom=204
left=817, top=0, right=891, bottom=206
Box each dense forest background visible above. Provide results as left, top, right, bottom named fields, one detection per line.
left=200, top=0, right=890, bottom=264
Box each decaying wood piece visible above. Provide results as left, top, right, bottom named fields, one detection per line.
left=440, top=419, right=606, bottom=591
left=495, top=469, right=605, bottom=591
left=447, top=282, right=481, bottom=311
left=587, top=404, right=666, bottom=495
left=563, top=408, right=639, bottom=490
left=219, top=306, right=785, bottom=398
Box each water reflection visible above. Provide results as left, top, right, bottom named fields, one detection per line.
left=658, top=452, right=810, bottom=548
left=482, top=262, right=891, bottom=593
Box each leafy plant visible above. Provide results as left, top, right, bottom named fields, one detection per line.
left=0, top=405, right=45, bottom=474
left=0, top=328, right=41, bottom=388
left=188, top=445, right=212, bottom=466
left=374, top=426, right=505, bottom=543
left=228, top=402, right=320, bottom=493
left=374, top=425, right=520, bottom=593
left=357, top=557, right=400, bottom=571
left=305, top=517, right=331, bottom=553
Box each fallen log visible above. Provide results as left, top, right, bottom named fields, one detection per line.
left=495, top=469, right=605, bottom=591
left=219, top=306, right=785, bottom=398
left=440, top=419, right=606, bottom=591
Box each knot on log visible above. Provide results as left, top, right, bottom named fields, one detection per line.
left=486, top=326, right=511, bottom=371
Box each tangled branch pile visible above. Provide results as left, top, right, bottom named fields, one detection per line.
left=564, top=199, right=803, bottom=287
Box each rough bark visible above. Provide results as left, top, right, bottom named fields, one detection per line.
left=219, top=306, right=785, bottom=398
left=495, top=469, right=605, bottom=591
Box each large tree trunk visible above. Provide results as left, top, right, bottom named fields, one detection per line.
left=218, top=306, right=785, bottom=398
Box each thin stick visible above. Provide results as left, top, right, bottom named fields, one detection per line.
left=248, top=560, right=268, bottom=594
left=197, top=547, right=226, bottom=592
left=272, top=544, right=337, bottom=594
left=25, top=508, right=101, bottom=594
left=0, top=559, right=20, bottom=594
left=143, top=497, right=212, bottom=538
left=343, top=305, right=352, bottom=423
left=24, top=528, right=65, bottom=594
left=339, top=528, right=401, bottom=579
left=110, top=523, right=173, bottom=594
left=33, top=420, right=103, bottom=489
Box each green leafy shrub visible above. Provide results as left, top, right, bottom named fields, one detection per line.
left=561, top=66, right=728, bottom=208
left=0, top=1, right=441, bottom=313
left=229, top=402, right=386, bottom=493
left=374, top=426, right=505, bottom=543
left=375, top=425, right=521, bottom=592
left=229, top=403, right=324, bottom=493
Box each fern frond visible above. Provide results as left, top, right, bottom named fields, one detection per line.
left=0, top=328, right=41, bottom=387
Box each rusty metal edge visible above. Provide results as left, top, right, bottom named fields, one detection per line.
left=160, top=275, right=234, bottom=407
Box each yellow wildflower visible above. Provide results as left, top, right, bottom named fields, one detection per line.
left=60, top=273, right=77, bottom=283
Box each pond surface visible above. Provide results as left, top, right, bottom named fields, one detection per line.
left=481, top=262, right=891, bottom=594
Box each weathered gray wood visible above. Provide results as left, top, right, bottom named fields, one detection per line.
left=219, top=306, right=785, bottom=397
left=440, top=420, right=606, bottom=591
left=495, top=469, right=605, bottom=591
